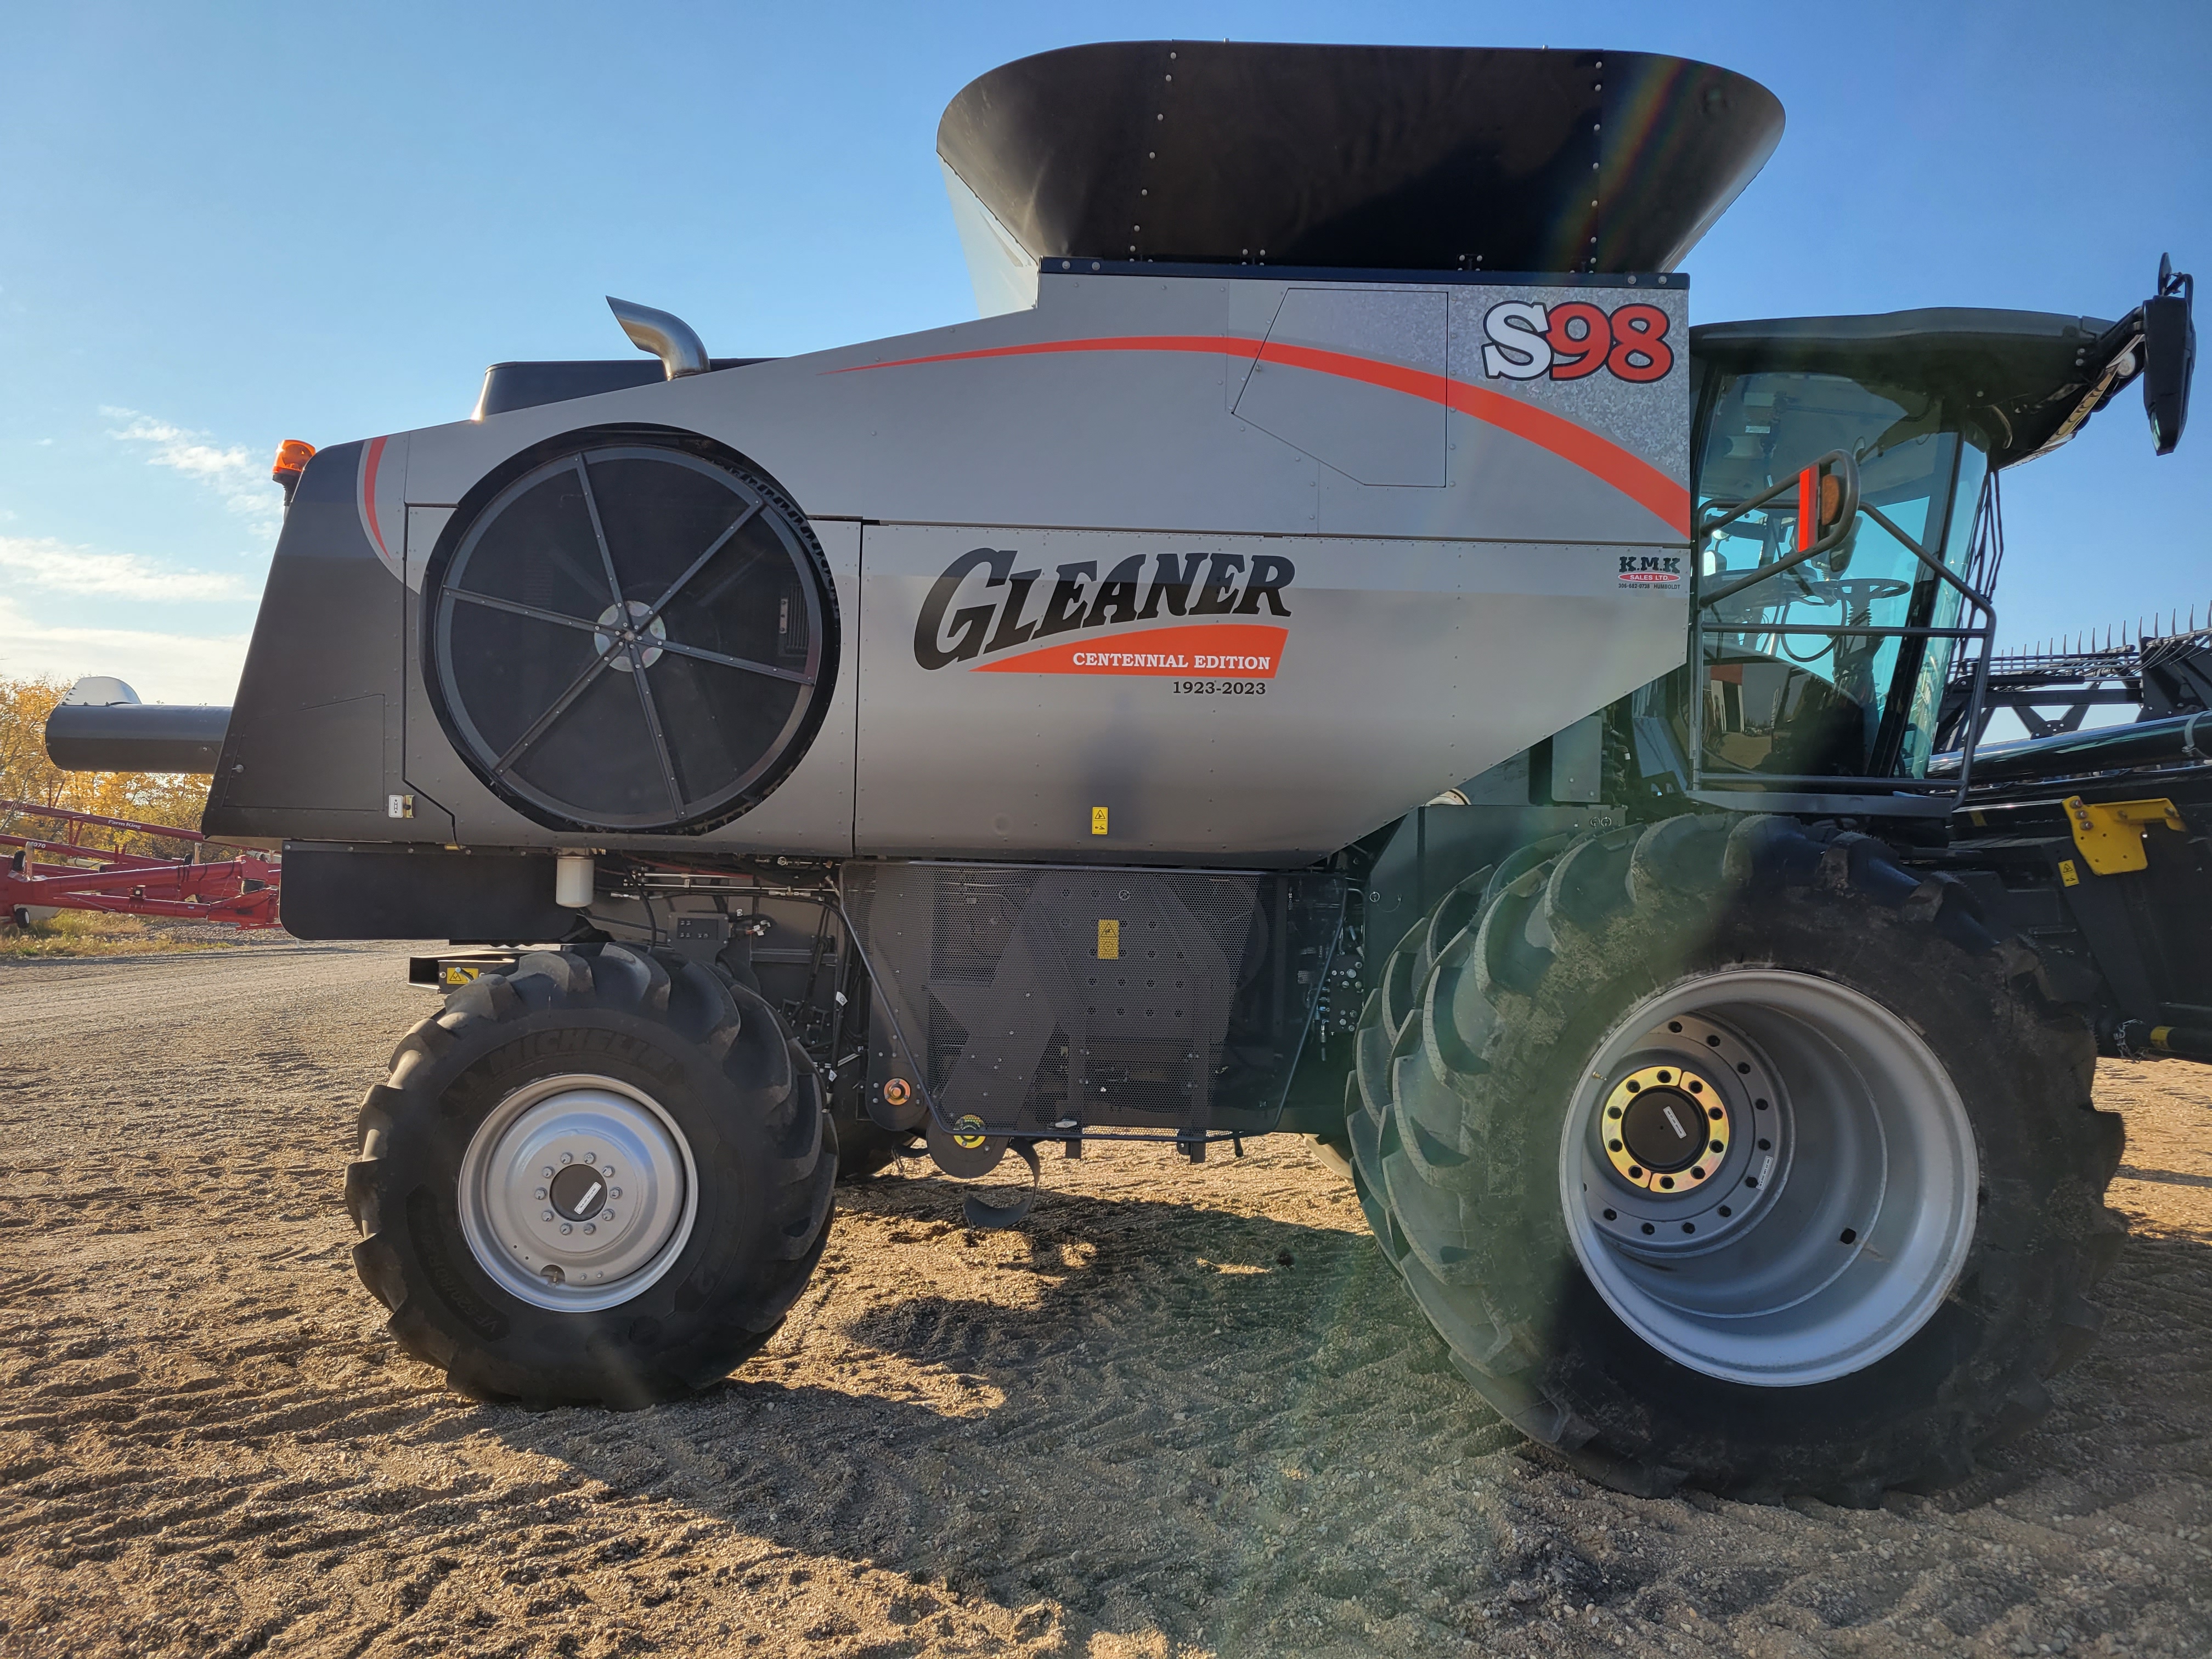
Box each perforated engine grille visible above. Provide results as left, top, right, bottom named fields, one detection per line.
left=428, top=442, right=835, bottom=832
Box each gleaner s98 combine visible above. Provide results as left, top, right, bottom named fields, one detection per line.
left=55, top=43, right=2210, bottom=1502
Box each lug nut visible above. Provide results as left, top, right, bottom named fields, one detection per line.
left=560, top=1223, right=573, bottom=1235
left=609, top=1187, right=622, bottom=1199
left=534, top=1187, right=547, bottom=1200
left=582, top=1223, right=596, bottom=1235
left=601, top=1209, right=615, bottom=1221
left=542, top=1166, right=554, bottom=1178
left=542, top=1209, right=554, bottom=1221
left=584, top=1153, right=597, bottom=1166
left=560, top=1152, right=574, bottom=1165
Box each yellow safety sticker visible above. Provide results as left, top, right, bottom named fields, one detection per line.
left=1097, top=918, right=1120, bottom=960
left=952, top=1113, right=989, bottom=1150
left=1091, top=805, right=1109, bottom=836
left=443, top=964, right=482, bottom=986
left=2058, top=859, right=2080, bottom=887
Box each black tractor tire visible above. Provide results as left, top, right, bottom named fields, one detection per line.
left=1346, top=812, right=2127, bottom=1503
left=346, top=943, right=837, bottom=1407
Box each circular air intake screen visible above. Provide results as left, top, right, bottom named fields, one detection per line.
left=430, top=442, right=835, bottom=832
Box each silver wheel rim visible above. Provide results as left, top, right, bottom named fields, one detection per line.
left=456, top=1073, right=698, bottom=1313
left=1558, top=970, right=1978, bottom=1387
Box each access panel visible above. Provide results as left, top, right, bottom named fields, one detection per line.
left=841, top=861, right=1343, bottom=1139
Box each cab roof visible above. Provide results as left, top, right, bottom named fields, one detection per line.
left=1692, top=309, right=2123, bottom=467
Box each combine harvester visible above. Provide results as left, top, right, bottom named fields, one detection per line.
left=54, top=43, right=2207, bottom=1502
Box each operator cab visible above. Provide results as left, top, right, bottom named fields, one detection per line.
left=1679, top=308, right=2136, bottom=796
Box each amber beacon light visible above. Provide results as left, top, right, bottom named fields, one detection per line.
left=270, top=438, right=317, bottom=504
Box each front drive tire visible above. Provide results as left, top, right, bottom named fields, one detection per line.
left=345, top=944, right=836, bottom=1407
left=1348, top=814, right=2127, bottom=1502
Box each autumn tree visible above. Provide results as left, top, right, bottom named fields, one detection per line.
left=0, top=677, right=210, bottom=861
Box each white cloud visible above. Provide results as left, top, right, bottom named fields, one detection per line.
left=0, top=595, right=246, bottom=704
left=102, top=405, right=281, bottom=535
left=0, top=535, right=251, bottom=601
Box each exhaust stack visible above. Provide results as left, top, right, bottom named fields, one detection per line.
left=606, top=296, right=709, bottom=379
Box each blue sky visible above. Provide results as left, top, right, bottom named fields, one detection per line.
left=2, top=0, right=2206, bottom=704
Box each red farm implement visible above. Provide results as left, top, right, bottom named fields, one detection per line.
left=1, top=799, right=279, bottom=930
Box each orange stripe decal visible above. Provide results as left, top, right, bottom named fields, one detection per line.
left=973, top=622, right=1287, bottom=678
left=837, top=335, right=1691, bottom=536
left=359, top=434, right=391, bottom=557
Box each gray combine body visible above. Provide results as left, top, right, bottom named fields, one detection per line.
left=208, top=264, right=1695, bottom=865
left=52, top=41, right=2208, bottom=1501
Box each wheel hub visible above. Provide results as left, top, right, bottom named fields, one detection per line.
left=593, top=600, right=667, bottom=670
left=1560, top=971, right=1979, bottom=1387
left=1605, top=1064, right=1730, bottom=1189
left=548, top=1160, right=612, bottom=1222
left=456, top=1074, right=697, bottom=1313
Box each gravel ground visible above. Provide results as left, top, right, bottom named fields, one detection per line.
left=1, top=943, right=2208, bottom=1658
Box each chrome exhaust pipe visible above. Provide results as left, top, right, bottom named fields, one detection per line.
left=606, top=296, right=709, bottom=379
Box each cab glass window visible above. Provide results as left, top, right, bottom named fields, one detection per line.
left=1692, top=369, right=1987, bottom=781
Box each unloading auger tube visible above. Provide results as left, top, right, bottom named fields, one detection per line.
left=38, top=41, right=2200, bottom=1503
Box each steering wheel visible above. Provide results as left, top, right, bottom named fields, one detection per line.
left=1775, top=577, right=1914, bottom=666
left=1799, top=578, right=1912, bottom=610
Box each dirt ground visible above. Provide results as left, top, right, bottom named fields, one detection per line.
left=2, top=944, right=2209, bottom=1659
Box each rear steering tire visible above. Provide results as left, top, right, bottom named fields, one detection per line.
left=1348, top=813, right=2126, bottom=1502
left=346, top=944, right=836, bottom=1406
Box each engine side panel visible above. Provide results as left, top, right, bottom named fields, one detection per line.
left=223, top=269, right=1690, bottom=859
left=857, top=524, right=1682, bottom=860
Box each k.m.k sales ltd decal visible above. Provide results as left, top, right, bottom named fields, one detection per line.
left=1616, top=552, right=1685, bottom=589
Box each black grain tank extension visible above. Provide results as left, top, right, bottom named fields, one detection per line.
left=936, top=42, right=1784, bottom=274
